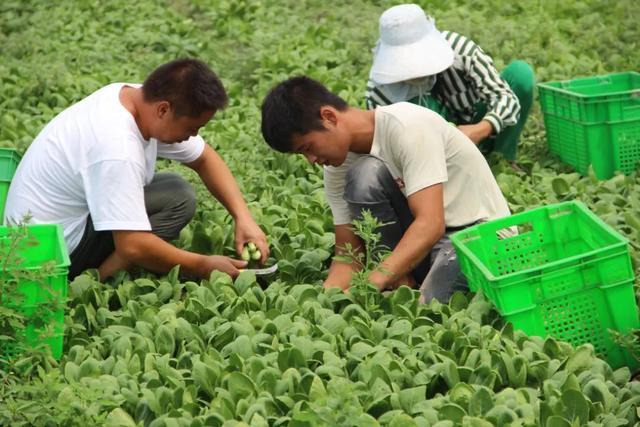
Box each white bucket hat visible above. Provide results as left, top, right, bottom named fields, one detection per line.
left=370, top=4, right=454, bottom=85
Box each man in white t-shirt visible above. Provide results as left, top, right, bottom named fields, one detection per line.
left=260, top=76, right=510, bottom=303
left=5, top=59, right=268, bottom=280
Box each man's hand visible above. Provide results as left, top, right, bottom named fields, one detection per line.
left=368, top=269, right=390, bottom=291
left=323, top=281, right=350, bottom=292
left=323, top=224, right=364, bottom=292
left=234, top=217, right=269, bottom=264
left=112, top=230, right=249, bottom=280
left=201, top=255, right=247, bottom=278
left=458, top=120, right=494, bottom=144
left=187, top=145, right=270, bottom=264
left=368, top=269, right=417, bottom=291
left=389, top=274, right=417, bottom=290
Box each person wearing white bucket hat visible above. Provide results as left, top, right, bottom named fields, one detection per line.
left=366, top=4, right=534, bottom=164
left=369, top=4, right=454, bottom=85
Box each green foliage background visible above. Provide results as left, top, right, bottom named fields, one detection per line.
left=1, top=0, right=640, bottom=425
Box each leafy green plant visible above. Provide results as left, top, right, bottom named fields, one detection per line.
left=333, top=210, right=393, bottom=310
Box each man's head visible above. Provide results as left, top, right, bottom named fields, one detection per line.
left=370, top=4, right=454, bottom=85
left=261, top=76, right=352, bottom=166
left=142, top=58, right=227, bottom=143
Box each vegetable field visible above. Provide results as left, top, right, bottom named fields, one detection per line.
left=2, top=0, right=640, bottom=425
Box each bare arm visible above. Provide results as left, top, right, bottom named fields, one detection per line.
left=369, top=183, right=445, bottom=290
left=186, top=145, right=269, bottom=262
left=458, top=120, right=494, bottom=145
left=186, top=145, right=250, bottom=221
left=108, top=230, right=246, bottom=279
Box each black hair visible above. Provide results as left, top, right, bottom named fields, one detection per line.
left=142, top=58, right=228, bottom=117
left=261, top=76, right=348, bottom=152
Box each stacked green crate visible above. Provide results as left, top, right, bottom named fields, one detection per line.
left=538, top=72, right=640, bottom=179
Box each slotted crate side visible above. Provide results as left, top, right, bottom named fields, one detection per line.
left=504, top=280, right=638, bottom=369
left=541, top=115, right=622, bottom=178
left=611, top=120, right=640, bottom=175
left=453, top=202, right=628, bottom=290
left=484, top=249, right=633, bottom=314
left=539, top=72, right=640, bottom=122
left=539, top=72, right=640, bottom=179
left=452, top=201, right=640, bottom=369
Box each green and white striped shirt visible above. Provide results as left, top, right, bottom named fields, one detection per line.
left=365, top=31, right=520, bottom=134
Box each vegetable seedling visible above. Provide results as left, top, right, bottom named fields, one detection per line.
left=242, top=241, right=262, bottom=262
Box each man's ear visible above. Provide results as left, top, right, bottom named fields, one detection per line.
left=319, top=106, right=338, bottom=127
left=156, top=101, right=171, bottom=118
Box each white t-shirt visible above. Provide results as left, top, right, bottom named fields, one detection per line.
left=324, top=102, right=510, bottom=226
left=4, top=83, right=205, bottom=253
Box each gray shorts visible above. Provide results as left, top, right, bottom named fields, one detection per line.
left=68, top=172, right=196, bottom=279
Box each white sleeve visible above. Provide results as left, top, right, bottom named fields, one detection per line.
left=392, top=119, right=448, bottom=196
left=81, top=160, right=151, bottom=231
left=324, top=160, right=353, bottom=226
left=157, top=135, right=205, bottom=163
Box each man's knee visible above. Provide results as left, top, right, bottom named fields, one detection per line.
left=505, top=60, right=535, bottom=98
left=149, top=173, right=197, bottom=224
left=162, top=174, right=196, bottom=219
left=171, top=177, right=197, bottom=222
left=345, top=156, right=393, bottom=205
left=419, top=243, right=468, bottom=303
left=420, top=273, right=468, bottom=304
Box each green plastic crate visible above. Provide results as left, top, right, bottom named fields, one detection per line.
left=451, top=202, right=639, bottom=368
left=0, top=224, right=70, bottom=360
left=538, top=72, right=640, bottom=179
left=0, top=148, right=21, bottom=222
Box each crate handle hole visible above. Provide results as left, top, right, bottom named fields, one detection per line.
left=549, top=209, right=573, bottom=219
left=496, top=222, right=531, bottom=240
left=461, top=235, right=481, bottom=243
